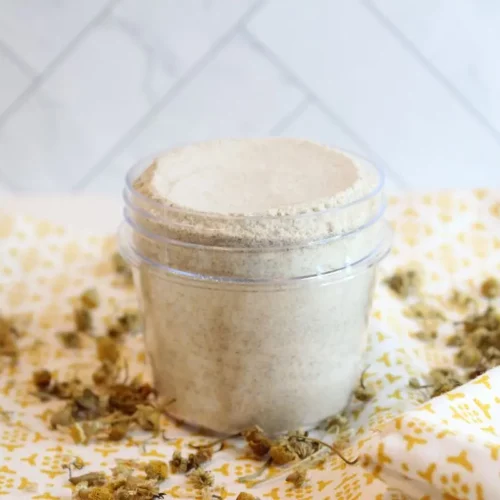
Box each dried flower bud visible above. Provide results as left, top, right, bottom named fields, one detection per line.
left=117, top=310, right=141, bottom=333
left=269, top=443, right=297, bottom=465
left=455, top=346, right=482, bottom=368
left=169, top=451, right=189, bottom=474
left=96, top=337, right=121, bottom=365
left=144, top=460, right=168, bottom=481
left=385, top=267, right=421, bottom=299
left=446, top=334, right=464, bottom=347
left=135, top=404, right=161, bottom=433
left=85, top=486, right=113, bottom=500
left=481, top=278, right=500, bottom=299
left=112, top=252, right=133, bottom=285
left=33, top=369, right=52, bottom=390
left=413, top=328, right=437, bottom=342
left=108, top=422, right=130, bottom=441
left=353, top=386, right=375, bottom=402
left=74, top=307, right=92, bottom=331
left=408, top=377, right=421, bottom=389
left=50, top=405, right=74, bottom=429
left=286, top=468, right=308, bottom=488
left=242, top=425, right=273, bottom=457
left=188, top=467, right=214, bottom=489
left=188, top=448, right=213, bottom=469
left=236, top=493, right=260, bottom=500
left=70, top=472, right=107, bottom=486
left=58, top=330, right=83, bottom=349
left=81, top=288, right=100, bottom=309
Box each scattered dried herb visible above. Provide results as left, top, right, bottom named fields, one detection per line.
left=81, top=288, right=100, bottom=309
left=58, top=330, right=84, bottom=349
left=112, top=252, right=133, bottom=286
left=0, top=315, right=20, bottom=363
left=286, top=468, right=308, bottom=488
left=188, top=467, right=214, bottom=489
left=74, top=307, right=93, bottom=332
left=481, top=277, right=500, bottom=299
left=169, top=451, right=190, bottom=474
left=412, top=327, right=437, bottom=342
left=242, top=425, right=273, bottom=457
left=144, top=460, right=168, bottom=481
left=236, top=493, right=260, bottom=500
left=385, top=266, right=421, bottom=299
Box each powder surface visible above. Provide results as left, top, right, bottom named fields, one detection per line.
left=149, top=138, right=361, bottom=215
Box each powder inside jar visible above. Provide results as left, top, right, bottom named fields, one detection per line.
left=126, top=138, right=388, bottom=433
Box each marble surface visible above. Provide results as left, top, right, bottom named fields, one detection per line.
left=0, top=0, right=499, bottom=196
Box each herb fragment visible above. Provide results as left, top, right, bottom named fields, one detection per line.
left=0, top=315, right=20, bottom=363
left=385, top=266, right=421, bottom=299
left=188, top=467, right=214, bottom=489
left=286, top=468, right=308, bottom=488
left=144, top=460, right=168, bottom=481
left=236, top=493, right=260, bottom=500
left=481, top=277, right=500, bottom=299
left=112, top=252, right=133, bottom=286
left=169, top=451, right=190, bottom=474
left=74, top=307, right=93, bottom=332
left=81, top=288, right=100, bottom=309
left=242, top=425, right=273, bottom=457
left=58, top=330, right=83, bottom=349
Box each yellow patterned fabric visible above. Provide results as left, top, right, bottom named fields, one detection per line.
left=0, top=190, right=499, bottom=499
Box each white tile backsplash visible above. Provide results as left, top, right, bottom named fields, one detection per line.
left=83, top=32, right=304, bottom=196
left=371, top=0, right=500, bottom=134
left=248, top=0, right=500, bottom=189
left=0, top=48, right=32, bottom=116
left=0, top=0, right=499, bottom=194
left=0, top=0, right=111, bottom=73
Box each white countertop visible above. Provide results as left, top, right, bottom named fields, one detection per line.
left=1, top=195, right=122, bottom=234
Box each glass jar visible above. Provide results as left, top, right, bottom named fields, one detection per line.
left=119, top=147, right=391, bottom=434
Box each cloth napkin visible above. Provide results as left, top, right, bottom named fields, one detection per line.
left=0, top=190, right=499, bottom=500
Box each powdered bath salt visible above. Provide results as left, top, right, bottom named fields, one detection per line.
left=121, top=138, right=390, bottom=433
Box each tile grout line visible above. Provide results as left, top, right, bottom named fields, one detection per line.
left=240, top=27, right=409, bottom=189
left=268, top=97, right=310, bottom=135
left=0, top=0, right=122, bottom=131
left=73, top=0, right=267, bottom=191
left=0, top=39, right=37, bottom=77
left=362, top=0, right=500, bottom=148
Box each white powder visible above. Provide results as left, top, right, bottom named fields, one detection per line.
left=126, top=138, right=388, bottom=433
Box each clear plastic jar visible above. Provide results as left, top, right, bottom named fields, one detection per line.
left=119, top=146, right=391, bottom=434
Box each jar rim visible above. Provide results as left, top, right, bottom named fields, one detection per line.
left=124, top=143, right=385, bottom=224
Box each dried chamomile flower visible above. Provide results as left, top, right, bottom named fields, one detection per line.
left=81, top=288, right=100, bottom=309
left=320, top=412, right=349, bottom=434
left=237, top=493, right=260, bottom=500
left=70, top=472, right=107, bottom=486
left=51, top=405, right=74, bottom=429
left=169, top=451, right=189, bottom=474
left=96, top=337, right=121, bottom=365
left=77, top=486, right=113, bottom=500
left=286, top=468, right=308, bottom=488
left=58, top=330, right=83, bottom=349
left=446, top=333, right=464, bottom=347
left=412, top=327, right=437, bottom=342
left=74, top=307, right=93, bottom=332
left=144, top=460, right=168, bottom=481
left=135, top=404, right=161, bottom=433
left=385, top=266, right=421, bottom=299
left=118, top=310, right=141, bottom=333
left=188, top=448, right=214, bottom=469
left=108, top=421, right=130, bottom=441
left=454, top=345, right=482, bottom=368
left=269, top=442, right=297, bottom=465
left=33, top=369, right=52, bottom=390
left=0, top=315, right=20, bottom=361
left=481, top=277, right=500, bottom=299
left=353, top=386, right=375, bottom=402
left=108, top=381, right=154, bottom=415
left=242, top=425, right=273, bottom=457
left=92, top=362, right=118, bottom=386
left=112, top=252, right=133, bottom=285
left=408, top=377, right=421, bottom=389
left=404, top=302, right=445, bottom=323
left=285, top=432, right=320, bottom=460
left=189, top=467, right=214, bottom=489
left=448, top=289, right=476, bottom=312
